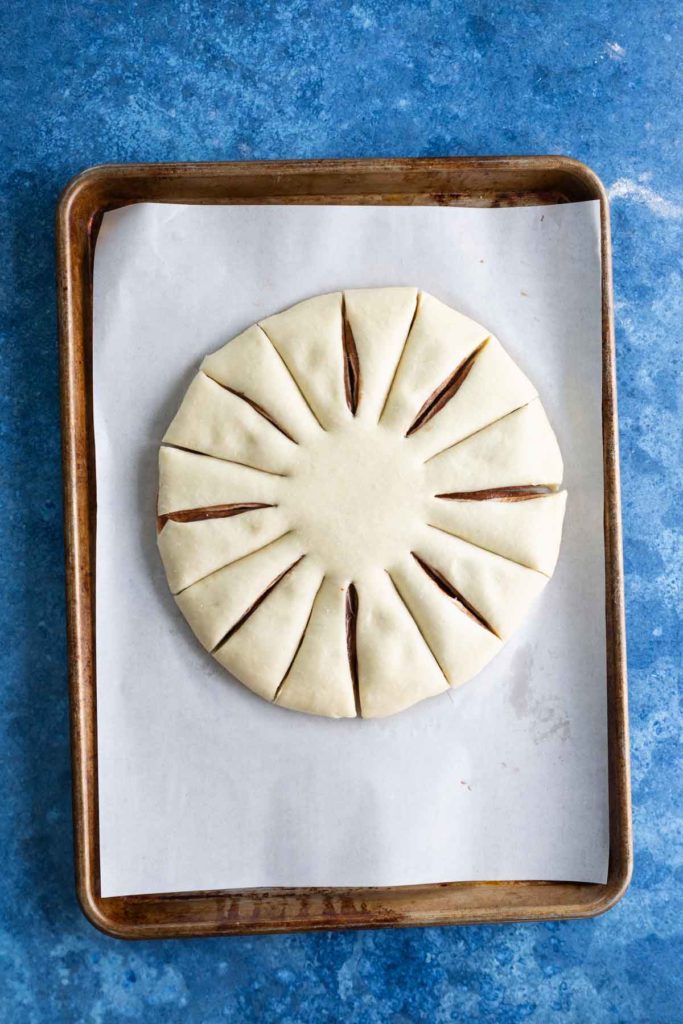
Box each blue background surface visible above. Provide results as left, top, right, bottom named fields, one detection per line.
left=1, top=1, right=681, bottom=1021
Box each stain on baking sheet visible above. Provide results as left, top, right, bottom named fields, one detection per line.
left=509, top=645, right=571, bottom=744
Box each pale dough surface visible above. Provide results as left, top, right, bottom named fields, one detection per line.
left=158, top=288, right=567, bottom=718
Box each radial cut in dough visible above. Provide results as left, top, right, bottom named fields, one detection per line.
left=158, top=287, right=567, bottom=719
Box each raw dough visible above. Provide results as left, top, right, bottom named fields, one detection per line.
left=158, top=288, right=567, bottom=718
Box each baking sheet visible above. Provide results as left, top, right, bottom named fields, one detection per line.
left=93, top=200, right=608, bottom=897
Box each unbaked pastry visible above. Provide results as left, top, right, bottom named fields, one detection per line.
left=158, top=288, right=567, bottom=718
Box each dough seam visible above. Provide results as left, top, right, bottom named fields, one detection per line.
left=422, top=399, right=534, bottom=464
left=376, top=291, right=420, bottom=424
left=175, top=529, right=296, bottom=596
left=160, top=441, right=288, bottom=478
left=258, top=322, right=327, bottom=431
left=341, top=296, right=361, bottom=415
left=272, top=575, right=327, bottom=703
left=426, top=521, right=551, bottom=578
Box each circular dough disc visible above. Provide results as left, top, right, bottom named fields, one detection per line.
left=158, top=288, right=567, bottom=719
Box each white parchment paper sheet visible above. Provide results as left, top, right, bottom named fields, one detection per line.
left=93, top=201, right=608, bottom=897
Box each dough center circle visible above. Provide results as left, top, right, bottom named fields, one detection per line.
left=279, top=420, right=426, bottom=582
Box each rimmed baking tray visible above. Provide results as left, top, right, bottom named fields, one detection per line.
left=56, top=156, right=631, bottom=939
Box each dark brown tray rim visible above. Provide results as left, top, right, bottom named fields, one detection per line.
left=56, top=155, right=631, bottom=939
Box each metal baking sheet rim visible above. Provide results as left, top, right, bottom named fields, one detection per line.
left=56, top=156, right=631, bottom=939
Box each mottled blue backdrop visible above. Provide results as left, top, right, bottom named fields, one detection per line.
left=1, top=1, right=681, bottom=1021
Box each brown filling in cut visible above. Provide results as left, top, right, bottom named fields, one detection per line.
left=342, top=300, right=361, bottom=415
left=436, top=485, right=553, bottom=502
left=160, top=441, right=288, bottom=477
left=411, top=552, right=499, bottom=637
left=157, top=502, right=274, bottom=534
left=258, top=322, right=327, bottom=431
left=405, top=338, right=489, bottom=437
left=345, top=582, right=361, bottom=715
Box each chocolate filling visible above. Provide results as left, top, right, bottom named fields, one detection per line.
left=342, top=303, right=361, bottom=415
left=345, top=582, right=361, bottom=715
left=157, top=502, right=273, bottom=533
left=405, top=338, right=489, bottom=437
left=411, top=552, right=499, bottom=637
left=435, top=485, right=553, bottom=502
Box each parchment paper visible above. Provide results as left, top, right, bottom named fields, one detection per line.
left=93, top=200, right=608, bottom=897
